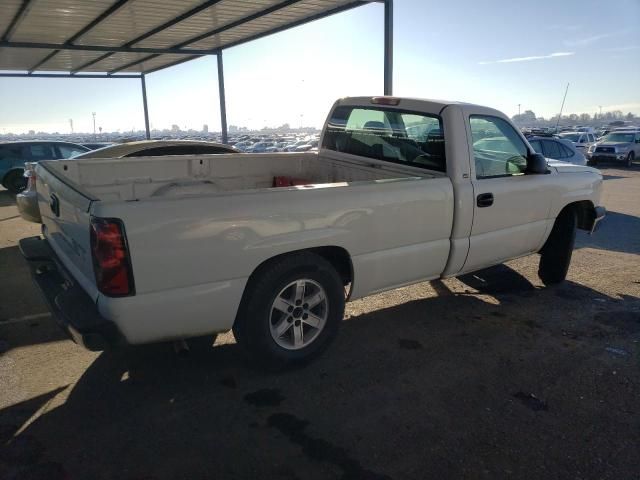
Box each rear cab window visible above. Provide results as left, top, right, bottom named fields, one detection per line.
left=322, top=106, right=446, bottom=172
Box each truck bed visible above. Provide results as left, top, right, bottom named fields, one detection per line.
left=43, top=151, right=430, bottom=202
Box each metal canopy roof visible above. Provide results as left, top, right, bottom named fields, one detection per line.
left=0, top=0, right=374, bottom=75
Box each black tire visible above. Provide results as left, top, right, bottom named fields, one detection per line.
left=625, top=152, right=634, bottom=168
left=3, top=170, right=27, bottom=194
left=588, top=158, right=597, bottom=166
left=233, top=252, right=345, bottom=368
left=538, top=207, right=577, bottom=285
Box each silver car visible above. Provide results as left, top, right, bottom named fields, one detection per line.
left=16, top=140, right=238, bottom=223
left=526, top=136, right=587, bottom=166
left=587, top=130, right=640, bottom=168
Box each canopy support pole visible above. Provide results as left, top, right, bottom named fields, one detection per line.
left=217, top=52, right=228, bottom=144
left=383, top=0, right=393, bottom=95
left=141, top=73, right=151, bottom=140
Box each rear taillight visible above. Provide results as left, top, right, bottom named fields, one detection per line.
left=90, top=217, right=135, bottom=296
left=25, top=170, right=36, bottom=190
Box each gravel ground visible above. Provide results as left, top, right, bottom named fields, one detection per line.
left=0, top=166, right=638, bottom=480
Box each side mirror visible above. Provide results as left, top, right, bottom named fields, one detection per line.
left=526, top=152, right=548, bottom=174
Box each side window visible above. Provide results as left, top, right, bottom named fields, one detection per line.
left=28, top=144, right=55, bottom=160
left=559, top=143, right=574, bottom=158
left=0, top=145, right=24, bottom=166
left=542, top=140, right=561, bottom=159
left=322, top=106, right=446, bottom=172
left=126, top=147, right=171, bottom=157
left=57, top=144, right=88, bottom=158
left=469, top=115, right=528, bottom=178
left=528, top=139, right=543, bottom=154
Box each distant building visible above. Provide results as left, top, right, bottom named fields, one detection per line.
left=171, top=124, right=180, bottom=133
left=202, top=124, right=208, bottom=133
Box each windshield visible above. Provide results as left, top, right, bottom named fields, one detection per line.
left=560, top=133, right=581, bottom=142
left=603, top=133, right=635, bottom=143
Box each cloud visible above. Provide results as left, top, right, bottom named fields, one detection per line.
left=601, top=44, right=640, bottom=52
left=564, top=30, right=630, bottom=47
left=478, top=52, right=575, bottom=65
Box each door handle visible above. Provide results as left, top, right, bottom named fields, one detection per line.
left=477, top=193, right=494, bottom=208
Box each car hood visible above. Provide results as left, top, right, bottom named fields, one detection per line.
left=547, top=159, right=600, bottom=174
left=596, top=141, right=631, bottom=148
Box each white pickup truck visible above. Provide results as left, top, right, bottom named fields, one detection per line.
left=20, top=96, right=605, bottom=366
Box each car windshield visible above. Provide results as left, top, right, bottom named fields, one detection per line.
left=560, top=133, right=581, bottom=142
left=604, top=133, right=635, bottom=142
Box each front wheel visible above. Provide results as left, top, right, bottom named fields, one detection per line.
left=625, top=152, right=635, bottom=168
left=233, top=252, right=345, bottom=367
left=538, top=208, right=577, bottom=285
left=3, top=170, right=27, bottom=194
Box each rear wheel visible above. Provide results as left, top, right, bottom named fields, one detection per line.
left=233, top=252, right=345, bottom=367
left=3, top=170, right=27, bottom=194
left=538, top=207, right=577, bottom=285
left=625, top=152, right=635, bottom=168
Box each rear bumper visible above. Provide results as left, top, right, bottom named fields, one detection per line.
left=19, top=236, right=124, bottom=351
left=16, top=190, right=42, bottom=223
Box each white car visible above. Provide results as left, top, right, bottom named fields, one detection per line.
left=20, top=96, right=605, bottom=367
left=559, top=131, right=597, bottom=152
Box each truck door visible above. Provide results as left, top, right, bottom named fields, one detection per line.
left=461, top=114, right=552, bottom=273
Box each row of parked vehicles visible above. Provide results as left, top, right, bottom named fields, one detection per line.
left=232, top=136, right=319, bottom=153
left=519, top=126, right=639, bottom=168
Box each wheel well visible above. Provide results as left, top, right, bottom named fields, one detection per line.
left=248, top=246, right=353, bottom=287
left=2, top=168, right=25, bottom=187
left=563, top=200, right=596, bottom=231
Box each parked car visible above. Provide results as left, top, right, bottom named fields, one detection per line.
left=294, top=139, right=319, bottom=152
left=247, top=141, right=276, bottom=153
left=587, top=130, right=640, bottom=167
left=559, top=131, right=596, bottom=152
left=16, top=140, right=238, bottom=223
left=0, top=141, right=89, bottom=193
left=527, top=136, right=587, bottom=166
left=284, top=139, right=311, bottom=152
left=21, top=96, right=605, bottom=367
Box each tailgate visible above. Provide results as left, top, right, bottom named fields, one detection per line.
left=36, top=162, right=99, bottom=300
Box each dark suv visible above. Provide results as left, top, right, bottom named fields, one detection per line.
left=0, top=141, right=89, bottom=193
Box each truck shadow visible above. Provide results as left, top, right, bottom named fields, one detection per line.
left=2, top=266, right=638, bottom=479
left=575, top=211, right=640, bottom=255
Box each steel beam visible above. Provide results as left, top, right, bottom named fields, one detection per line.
left=219, top=1, right=366, bottom=52
left=108, top=0, right=306, bottom=74
left=143, top=55, right=204, bottom=75
left=73, top=0, right=224, bottom=75
left=28, top=0, right=132, bottom=73
left=0, top=73, right=141, bottom=78
left=2, top=0, right=33, bottom=42
left=217, top=53, right=228, bottom=145
left=0, top=41, right=216, bottom=56
left=141, top=74, right=151, bottom=139
left=383, top=0, right=393, bottom=95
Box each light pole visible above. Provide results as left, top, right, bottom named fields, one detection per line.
left=92, top=112, right=96, bottom=140
left=598, top=105, right=602, bottom=119
left=518, top=104, right=521, bottom=116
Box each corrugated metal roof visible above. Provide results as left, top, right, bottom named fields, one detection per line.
left=0, top=0, right=369, bottom=75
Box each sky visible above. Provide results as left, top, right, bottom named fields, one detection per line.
left=1, top=0, right=639, bottom=134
